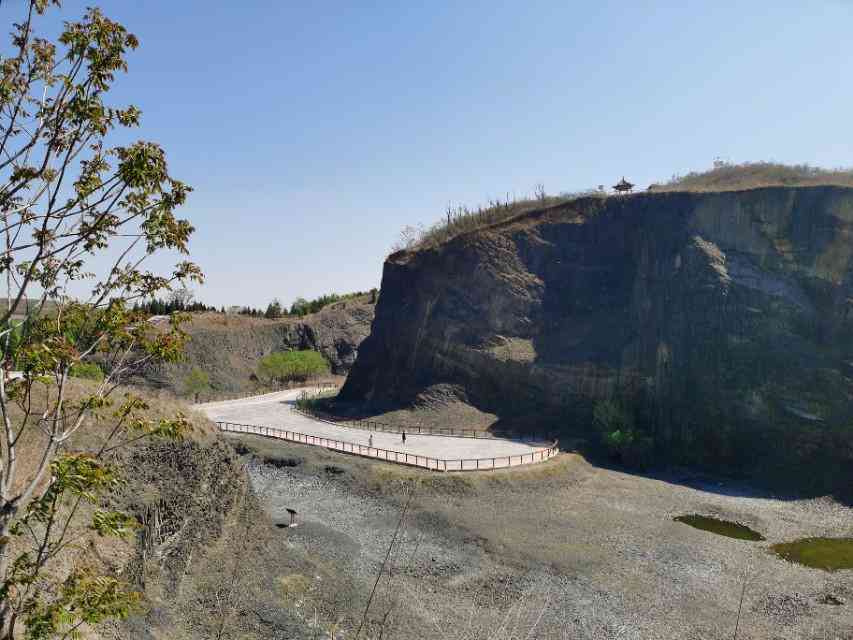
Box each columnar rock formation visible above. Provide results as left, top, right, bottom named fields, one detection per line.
left=341, top=187, right=853, bottom=483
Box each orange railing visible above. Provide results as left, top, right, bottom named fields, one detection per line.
left=216, top=420, right=559, bottom=472
left=292, top=404, right=552, bottom=442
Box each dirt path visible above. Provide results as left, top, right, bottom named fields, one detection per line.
left=196, top=388, right=548, bottom=469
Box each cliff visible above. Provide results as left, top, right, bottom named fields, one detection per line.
left=135, top=295, right=375, bottom=395
left=340, top=186, right=853, bottom=488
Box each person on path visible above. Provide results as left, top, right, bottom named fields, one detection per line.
left=402, top=431, right=406, bottom=444
left=369, top=434, right=373, bottom=449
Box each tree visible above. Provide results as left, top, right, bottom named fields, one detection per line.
left=592, top=399, right=652, bottom=467
left=0, top=4, right=201, bottom=638
left=289, top=297, right=309, bottom=317
left=168, top=286, right=195, bottom=311
left=183, top=367, right=210, bottom=403
left=264, top=298, right=282, bottom=319
left=256, top=351, right=329, bottom=386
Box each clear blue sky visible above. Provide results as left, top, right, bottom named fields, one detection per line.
left=25, top=1, right=853, bottom=308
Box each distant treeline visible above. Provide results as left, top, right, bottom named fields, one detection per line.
left=134, top=288, right=378, bottom=319
left=251, top=289, right=378, bottom=319
left=132, top=299, right=218, bottom=315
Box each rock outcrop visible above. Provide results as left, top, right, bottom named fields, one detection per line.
left=341, top=187, right=853, bottom=485
left=136, top=295, right=375, bottom=394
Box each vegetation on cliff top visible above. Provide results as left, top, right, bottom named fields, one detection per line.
left=392, top=190, right=596, bottom=253
left=653, top=161, right=853, bottom=193
left=396, top=162, right=853, bottom=254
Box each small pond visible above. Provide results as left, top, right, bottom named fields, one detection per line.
left=674, top=514, right=765, bottom=541
left=771, top=538, right=853, bottom=572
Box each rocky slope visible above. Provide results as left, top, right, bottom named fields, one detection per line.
left=4, top=379, right=294, bottom=640
left=135, top=295, right=375, bottom=396
left=340, top=186, right=853, bottom=491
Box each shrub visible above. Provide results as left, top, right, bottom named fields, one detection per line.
left=69, top=362, right=105, bottom=381
left=183, top=367, right=211, bottom=402
left=294, top=389, right=336, bottom=411
left=288, top=291, right=369, bottom=317
left=593, top=399, right=653, bottom=467
left=257, top=350, right=329, bottom=385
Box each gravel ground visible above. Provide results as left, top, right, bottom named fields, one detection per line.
left=233, top=433, right=853, bottom=640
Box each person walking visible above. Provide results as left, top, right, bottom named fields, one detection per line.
left=368, top=434, right=373, bottom=449
left=402, top=431, right=406, bottom=444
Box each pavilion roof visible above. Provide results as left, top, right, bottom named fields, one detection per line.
left=613, top=177, right=634, bottom=191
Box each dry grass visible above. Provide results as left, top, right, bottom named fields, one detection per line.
left=4, top=380, right=227, bottom=640
left=652, top=161, right=853, bottom=193
left=358, top=453, right=586, bottom=499
left=396, top=163, right=853, bottom=255
left=8, top=378, right=217, bottom=496
left=396, top=191, right=605, bottom=254
left=356, top=400, right=498, bottom=434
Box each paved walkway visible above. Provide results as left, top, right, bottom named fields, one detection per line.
left=197, top=388, right=555, bottom=471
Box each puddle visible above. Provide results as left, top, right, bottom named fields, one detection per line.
left=771, top=538, right=853, bottom=572
left=674, top=514, right=765, bottom=541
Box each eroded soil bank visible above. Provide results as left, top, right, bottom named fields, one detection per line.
left=233, top=433, right=853, bottom=640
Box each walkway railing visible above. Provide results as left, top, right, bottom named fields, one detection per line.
left=293, top=405, right=552, bottom=442
left=216, top=420, right=559, bottom=472
left=196, top=382, right=338, bottom=406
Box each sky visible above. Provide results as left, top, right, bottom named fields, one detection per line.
left=11, top=0, right=853, bottom=309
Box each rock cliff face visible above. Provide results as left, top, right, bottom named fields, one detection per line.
left=137, top=296, right=375, bottom=395
left=341, top=187, right=853, bottom=480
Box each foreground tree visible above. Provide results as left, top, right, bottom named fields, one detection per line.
left=0, top=3, right=201, bottom=637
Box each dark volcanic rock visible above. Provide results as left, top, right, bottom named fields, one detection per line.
left=341, top=187, right=853, bottom=486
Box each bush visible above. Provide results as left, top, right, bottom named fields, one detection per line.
left=69, top=362, right=105, bottom=381
left=288, top=291, right=369, bottom=317
left=183, top=367, right=211, bottom=402
left=257, top=350, right=329, bottom=385
left=294, top=389, right=336, bottom=412
left=593, top=399, right=653, bottom=467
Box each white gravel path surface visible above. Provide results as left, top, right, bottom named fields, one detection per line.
left=196, top=388, right=547, bottom=468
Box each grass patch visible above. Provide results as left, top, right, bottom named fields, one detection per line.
left=771, top=537, right=853, bottom=571
left=368, top=463, right=476, bottom=496
left=366, top=453, right=582, bottom=496
left=69, top=362, right=104, bottom=381
left=294, top=389, right=337, bottom=412
left=395, top=190, right=605, bottom=253
left=653, top=161, right=853, bottom=193
left=674, top=514, right=766, bottom=541
left=395, top=162, right=853, bottom=254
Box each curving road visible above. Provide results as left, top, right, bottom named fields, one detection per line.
left=196, top=388, right=553, bottom=470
